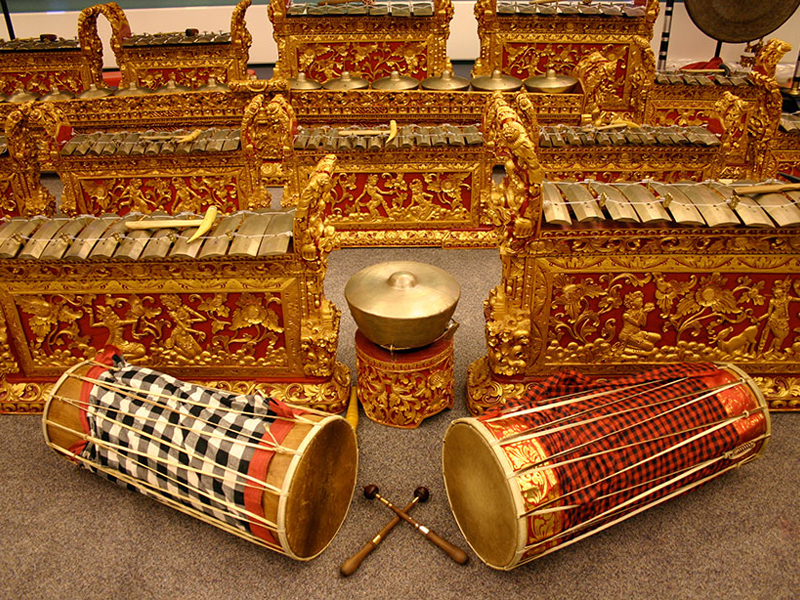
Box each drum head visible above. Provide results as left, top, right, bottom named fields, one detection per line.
left=443, top=421, right=518, bottom=570
left=684, top=0, right=800, bottom=43
left=282, top=417, right=358, bottom=559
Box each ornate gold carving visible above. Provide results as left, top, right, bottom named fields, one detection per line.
left=77, top=2, right=131, bottom=89
left=746, top=39, right=792, bottom=179
left=0, top=156, right=348, bottom=414
left=483, top=92, right=546, bottom=246
left=709, top=91, right=751, bottom=179
left=56, top=94, right=275, bottom=216
left=753, top=376, right=800, bottom=411
left=110, top=0, right=253, bottom=89
left=289, top=129, right=493, bottom=246
left=0, top=306, right=17, bottom=376
left=3, top=102, right=66, bottom=217
left=355, top=337, right=454, bottom=428
left=269, top=0, right=452, bottom=80
left=484, top=285, right=531, bottom=377
left=0, top=377, right=52, bottom=414
left=203, top=363, right=351, bottom=414
left=0, top=370, right=351, bottom=414
left=288, top=89, right=585, bottom=128
left=294, top=154, right=338, bottom=263
left=752, top=38, right=792, bottom=80
left=473, top=0, right=658, bottom=114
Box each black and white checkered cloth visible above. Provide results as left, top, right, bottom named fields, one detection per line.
left=77, top=355, right=289, bottom=545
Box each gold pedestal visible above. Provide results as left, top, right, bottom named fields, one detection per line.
left=355, top=330, right=454, bottom=428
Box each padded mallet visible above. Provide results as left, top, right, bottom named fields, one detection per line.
left=340, top=486, right=430, bottom=576
left=363, top=485, right=468, bottom=565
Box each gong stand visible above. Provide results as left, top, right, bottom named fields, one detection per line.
left=1, top=0, right=14, bottom=39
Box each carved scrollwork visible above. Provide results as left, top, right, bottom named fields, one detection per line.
left=4, top=102, right=68, bottom=216
left=77, top=2, right=132, bottom=87
left=230, top=0, right=254, bottom=77
left=709, top=91, right=751, bottom=179
left=483, top=93, right=546, bottom=246
left=484, top=284, right=531, bottom=377
left=294, top=155, right=338, bottom=264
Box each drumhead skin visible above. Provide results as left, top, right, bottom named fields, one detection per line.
left=442, top=421, right=524, bottom=570
left=279, top=416, right=358, bottom=560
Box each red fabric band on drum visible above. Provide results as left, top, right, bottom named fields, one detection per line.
left=244, top=400, right=304, bottom=546
left=67, top=362, right=111, bottom=457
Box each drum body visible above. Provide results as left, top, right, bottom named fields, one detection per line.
left=442, top=363, right=770, bottom=570
left=43, top=355, right=358, bottom=560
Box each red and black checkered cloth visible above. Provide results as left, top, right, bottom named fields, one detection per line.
left=498, top=363, right=755, bottom=536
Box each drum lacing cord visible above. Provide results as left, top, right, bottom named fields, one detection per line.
left=495, top=377, right=710, bottom=449
left=489, top=377, right=687, bottom=435
left=518, top=403, right=769, bottom=513
left=515, top=435, right=769, bottom=568
left=51, top=394, right=284, bottom=495
left=523, top=418, right=770, bottom=517
left=485, top=378, right=664, bottom=423
left=55, top=389, right=292, bottom=459
left=49, top=442, right=285, bottom=551
left=77, top=367, right=318, bottom=428
left=506, top=380, right=746, bottom=477
left=86, top=360, right=327, bottom=423
left=70, top=373, right=298, bottom=451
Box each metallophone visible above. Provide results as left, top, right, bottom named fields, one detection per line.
left=473, top=0, right=659, bottom=116
left=0, top=1, right=254, bottom=95
left=0, top=79, right=287, bottom=173
left=468, top=96, right=800, bottom=413
left=268, top=0, right=453, bottom=82
left=284, top=89, right=747, bottom=247
left=0, top=155, right=350, bottom=415
left=0, top=92, right=296, bottom=221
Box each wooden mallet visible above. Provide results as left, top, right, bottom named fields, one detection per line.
left=338, top=120, right=398, bottom=143
left=362, top=485, right=469, bottom=565
left=341, top=486, right=430, bottom=576
left=125, top=206, right=218, bottom=243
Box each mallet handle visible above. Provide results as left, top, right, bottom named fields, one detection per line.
left=733, top=183, right=800, bottom=195
left=377, top=495, right=468, bottom=565
left=340, top=497, right=418, bottom=576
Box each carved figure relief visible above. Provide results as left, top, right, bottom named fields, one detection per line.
left=13, top=292, right=288, bottom=370
left=545, top=271, right=800, bottom=366
left=75, top=174, right=240, bottom=216
left=327, top=171, right=472, bottom=224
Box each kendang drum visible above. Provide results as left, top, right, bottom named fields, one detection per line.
left=43, top=351, right=358, bottom=560
left=442, top=363, right=770, bottom=570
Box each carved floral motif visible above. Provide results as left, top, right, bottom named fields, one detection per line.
left=356, top=338, right=454, bottom=428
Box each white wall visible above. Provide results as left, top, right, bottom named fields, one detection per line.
left=2, top=2, right=799, bottom=83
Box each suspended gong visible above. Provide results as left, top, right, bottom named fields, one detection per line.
left=684, top=0, right=800, bottom=43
